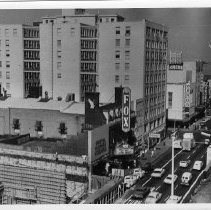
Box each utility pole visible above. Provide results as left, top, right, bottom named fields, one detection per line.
left=171, top=120, right=176, bottom=197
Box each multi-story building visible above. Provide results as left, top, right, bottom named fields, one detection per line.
left=166, top=59, right=204, bottom=126
left=0, top=24, right=40, bottom=99
left=40, top=15, right=98, bottom=102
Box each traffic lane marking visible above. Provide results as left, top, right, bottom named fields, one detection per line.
left=155, top=185, right=161, bottom=191
left=162, top=150, right=183, bottom=169
left=142, top=178, right=152, bottom=186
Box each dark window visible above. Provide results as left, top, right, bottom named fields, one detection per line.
left=35, top=121, right=43, bottom=132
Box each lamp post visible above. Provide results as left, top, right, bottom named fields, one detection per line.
left=171, top=119, right=176, bottom=197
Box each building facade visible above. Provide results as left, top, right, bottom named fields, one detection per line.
left=0, top=24, right=40, bottom=99
left=166, top=60, right=204, bottom=124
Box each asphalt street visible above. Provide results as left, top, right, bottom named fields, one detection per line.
left=123, top=130, right=209, bottom=204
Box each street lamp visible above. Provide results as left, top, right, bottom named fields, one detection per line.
left=171, top=119, right=176, bottom=197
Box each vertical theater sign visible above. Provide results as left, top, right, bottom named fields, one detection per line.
left=122, top=87, right=131, bottom=133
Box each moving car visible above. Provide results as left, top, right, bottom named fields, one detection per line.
left=173, top=140, right=182, bottom=149
left=179, top=160, right=191, bottom=168
left=166, top=195, right=182, bottom=204
left=205, top=138, right=210, bottom=145
left=181, top=172, right=192, bottom=186
left=151, top=168, right=166, bottom=178
left=133, top=168, right=145, bottom=179
left=164, top=174, right=178, bottom=184
left=193, top=160, right=203, bottom=171
left=145, top=191, right=162, bottom=204
left=124, top=175, right=139, bottom=188
left=131, top=186, right=150, bottom=200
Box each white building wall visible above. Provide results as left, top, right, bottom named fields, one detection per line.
left=0, top=25, right=24, bottom=98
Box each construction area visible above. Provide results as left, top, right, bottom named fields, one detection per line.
left=0, top=134, right=89, bottom=204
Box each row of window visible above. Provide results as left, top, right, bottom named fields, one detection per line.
left=115, top=26, right=131, bottom=36
left=0, top=28, right=18, bottom=37
left=115, top=38, right=130, bottom=47
left=24, top=82, right=40, bottom=91
left=24, top=62, right=40, bottom=71
left=115, top=50, right=130, bottom=60
left=146, top=27, right=168, bottom=39
left=80, top=74, right=97, bottom=83
left=145, top=73, right=166, bottom=83
left=145, top=95, right=165, bottom=107
left=24, top=51, right=40, bottom=60
left=81, top=62, right=97, bottom=72
left=0, top=61, right=10, bottom=68
left=145, top=62, right=167, bottom=71
left=24, top=40, right=40, bottom=49
left=81, top=84, right=96, bottom=95
left=145, top=51, right=167, bottom=61
left=24, top=72, right=40, bottom=80
left=145, top=85, right=166, bottom=95
left=146, top=40, right=167, bottom=50
left=81, top=51, right=97, bottom=61
left=0, top=49, right=10, bottom=57
left=23, top=29, right=39, bottom=38
left=81, top=40, right=97, bottom=49
left=115, top=62, right=130, bottom=71
left=144, top=107, right=165, bottom=122
left=80, top=28, right=97, bottom=38
left=144, top=116, right=165, bottom=133
left=115, top=75, right=130, bottom=84
left=0, top=71, right=10, bottom=79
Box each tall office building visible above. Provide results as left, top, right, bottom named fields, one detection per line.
left=39, top=10, right=168, bottom=146
left=0, top=24, right=40, bottom=99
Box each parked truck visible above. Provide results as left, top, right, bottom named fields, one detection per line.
left=182, top=133, right=195, bottom=151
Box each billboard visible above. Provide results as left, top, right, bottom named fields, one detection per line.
left=88, top=124, right=109, bottom=164
left=169, top=51, right=183, bottom=70
left=122, top=87, right=131, bottom=133
left=114, top=143, right=134, bottom=156
left=184, top=81, right=191, bottom=108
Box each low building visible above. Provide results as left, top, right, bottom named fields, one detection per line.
left=0, top=97, right=84, bottom=138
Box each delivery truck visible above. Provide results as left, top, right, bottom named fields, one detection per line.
left=182, top=133, right=195, bottom=151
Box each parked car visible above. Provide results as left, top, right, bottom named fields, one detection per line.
left=181, top=172, right=192, bottom=186
left=151, top=168, right=166, bottom=178
left=166, top=195, right=182, bottom=204
left=124, top=175, right=139, bottom=188
left=164, top=174, right=178, bottom=184
left=145, top=191, right=162, bottom=204
left=179, top=160, right=191, bottom=168
left=131, top=186, right=150, bottom=200
left=133, top=168, right=145, bottom=179
left=193, top=160, right=203, bottom=171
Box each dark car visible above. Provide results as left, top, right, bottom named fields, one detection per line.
left=142, top=162, right=153, bottom=173
left=131, top=186, right=150, bottom=200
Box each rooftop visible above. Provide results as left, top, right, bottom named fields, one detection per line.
left=0, top=98, right=85, bottom=115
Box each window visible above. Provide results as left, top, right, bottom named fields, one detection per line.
left=124, top=75, right=130, bottom=84
left=57, top=73, right=61, bottom=78
left=5, top=29, right=9, bottom=37
left=6, top=49, right=10, bottom=57
left=6, top=71, right=10, bottom=79
left=111, top=18, right=115, bottom=22
left=115, top=39, right=120, bottom=47
left=57, top=28, right=61, bottom=36
left=115, top=27, right=120, bottom=35
left=115, top=51, right=120, bottom=59
left=168, top=92, right=173, bottom=108
left=125, top=26, right=131, bottom=36
left=70, top=28, right=75, bottom=36
left=13, top=29, right=18, bottom=36
left=5, top=40, right=9, bottom=47
left=57, top=62, right=61, bottom=70
left=13, top=119, right=20, bottom=130
left=115, top=75, right=119, bottom=83
left=125, top=51, right=130, bottom=60
left=6, top=61, right=10, bottom=68
left=35, top=121, right=43, bottom=132
left=0, top=61, right=2, bottom=67
left=115, top=63, right=120, bottom=70
left=125, top=39, right=130, bottom=47
left=124, top=63, right=131, bottom=72
left=57, top=51, right=61, bottom=59
left=6, top=83, right=10, bottom=90
left=0, top=71, right=2, bottom=78
left=58, top=122, right=67, bottom=135
left=57, top=40, right=61, bottom=48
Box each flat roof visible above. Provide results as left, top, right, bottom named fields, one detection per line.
left=0, top=98, right=85, bottom=115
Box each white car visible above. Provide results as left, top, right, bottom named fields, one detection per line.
left=145, top=191, right=162, bottom=204
left=164, top=174, right=178, bottom=184
left=205, top=139, right=210, bottom=145
left=151, top=168, right=166, bottom=178
left=193, top=160, right=203, bottom=171
left=179, top=160, right=191, bottom=168
left=166, top=195, right=182, bottom=204
left=133, top=168, right=145, bottom=179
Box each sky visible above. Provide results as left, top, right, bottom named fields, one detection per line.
left=0, top=7, right=211, bottom=66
